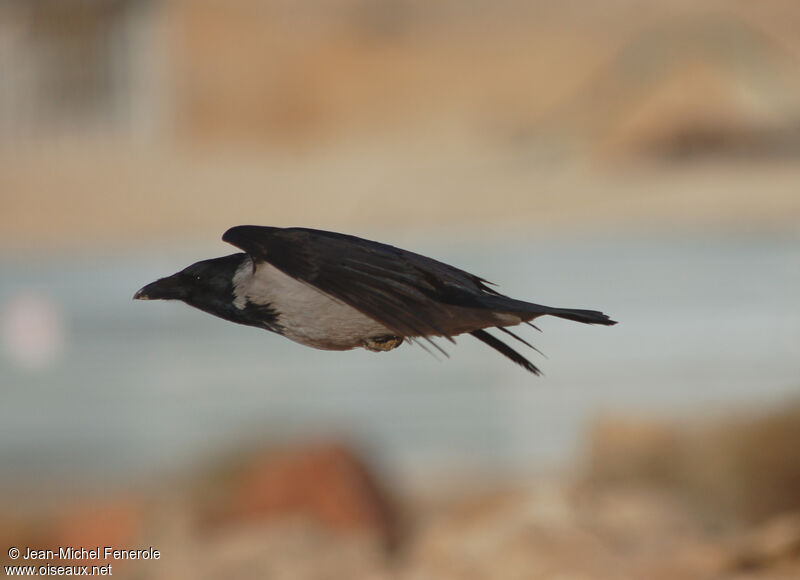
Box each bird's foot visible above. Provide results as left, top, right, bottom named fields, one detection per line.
left=362, top=335, right=404, bottom=352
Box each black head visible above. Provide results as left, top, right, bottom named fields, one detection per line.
left=133, top=253, right=248, bottom=315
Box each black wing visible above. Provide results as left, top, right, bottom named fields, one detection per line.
left=220, top=226, right=616, bottom=374
left=222, top=226, right=514, bottom=341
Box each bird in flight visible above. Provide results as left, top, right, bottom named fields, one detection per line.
left=134, top=226, right=616, bottom=374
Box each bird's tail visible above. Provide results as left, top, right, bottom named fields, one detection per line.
left=460, top=297, right=617, bottom=375
left=477, top=295, right=617, bottom=326
left=544, top=307, right=617, bottom=326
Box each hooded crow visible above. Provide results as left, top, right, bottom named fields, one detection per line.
left=134, top=226, right=616, bottom=374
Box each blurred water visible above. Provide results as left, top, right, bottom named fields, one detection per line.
left=0, top=233, right=798, bottom=489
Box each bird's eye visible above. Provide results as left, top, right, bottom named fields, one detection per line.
left=194, top=275, right=202, bottom=282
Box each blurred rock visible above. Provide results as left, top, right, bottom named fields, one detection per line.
left=205, top=443, right=397, bottom=549
left=685, top=406, right=800, bottom=525
left=583, top=404, right=800, bottom=527
left=51, top=496, right=146, bottom=572
left=195, top=519, right=391, bottom=580
left=6, top=401, right=800, bottom=579
left=407, top=482, right=726, bottom=580
left=583, top=414, right=684, bottom=488
left=0, top=509, right=53, bottom=565
left=727, top=512, right=800, bottom=572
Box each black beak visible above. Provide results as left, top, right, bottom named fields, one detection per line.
left=133, top=274, right=187, bottom=301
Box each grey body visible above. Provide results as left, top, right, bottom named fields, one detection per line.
left=232, top=257, right=394, bottom=350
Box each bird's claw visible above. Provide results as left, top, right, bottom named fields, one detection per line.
left=362, top=336, right=404, bottom=352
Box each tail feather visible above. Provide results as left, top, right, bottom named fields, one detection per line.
left=457, top=294, right=616, bottom=375
left=496, top=326, right=544, bottom=356
left=474, top=295, right=616, bottom=326
left=547, top=307, right=617, bottom=326
left=470, top=329, right=541, bottom=375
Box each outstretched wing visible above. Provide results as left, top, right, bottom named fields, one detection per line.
left=222, top=226, right=517, bottom=344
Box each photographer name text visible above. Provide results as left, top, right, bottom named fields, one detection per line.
left=21, top=547, right=160, bottom=561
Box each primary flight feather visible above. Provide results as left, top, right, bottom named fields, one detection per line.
left=134, top=226, right=617, bottom=374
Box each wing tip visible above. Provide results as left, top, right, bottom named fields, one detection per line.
left=222, top=225, right=264, bottom=244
